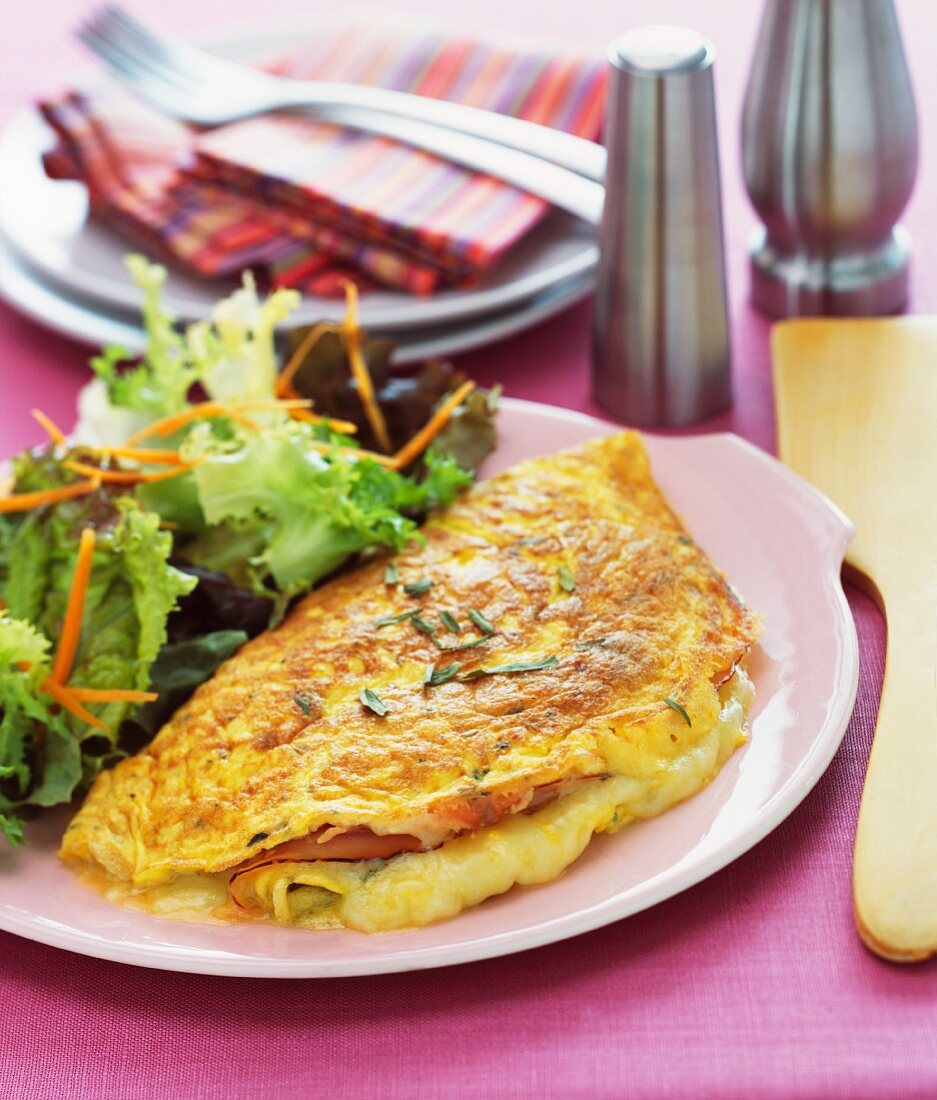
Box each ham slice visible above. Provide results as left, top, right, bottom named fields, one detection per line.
left=236, top=827, right=424, bottom=875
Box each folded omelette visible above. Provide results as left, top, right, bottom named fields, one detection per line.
left=60, top=432, right=760, bottom=931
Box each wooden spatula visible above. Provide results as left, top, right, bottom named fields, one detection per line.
left=772, top=317, right=937, bottom=962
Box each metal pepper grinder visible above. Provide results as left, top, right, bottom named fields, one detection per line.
left=742, top=0, right=918, bottom=316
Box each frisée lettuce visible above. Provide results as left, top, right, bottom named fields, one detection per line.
left=180, top=421, right=470, bottom=599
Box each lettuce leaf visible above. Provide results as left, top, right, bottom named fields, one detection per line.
left=55, top=499, right=195, bottom=755
left=122, top=629, right=248, bottom=743
left=432, top=384, right=501, bottom=473
left=0, top=459, right=195, bottom=790
left=0, top=614, right=81, bottom=845
left=284, top=330, right=498, bottom=472
left=0, top=515, right=14, bottom=593
left=203, top=272, right=300, bottom=403
left=179, top=421, right=471, bottom=599
left=76, top=256, right=302, bottom=455
left=88, top=256, right=210, bottom=417
left=169, top=564, right=274, bottom=639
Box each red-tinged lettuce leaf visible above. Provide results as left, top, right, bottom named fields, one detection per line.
left=431, top=384, right=501, bottom=474
left=168, top=564, right=274, bottom=640
left=284, top=328, right=498, bottom=470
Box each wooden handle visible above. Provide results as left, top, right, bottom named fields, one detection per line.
left=853, top=571, right=937, bottom=961
left=772, top=317, right=937, bottom=962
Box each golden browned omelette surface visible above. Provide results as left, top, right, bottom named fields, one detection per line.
left=61, top=431, right=758, bottom=886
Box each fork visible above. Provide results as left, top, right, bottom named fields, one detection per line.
left=77, top=7, right=606, bottom=225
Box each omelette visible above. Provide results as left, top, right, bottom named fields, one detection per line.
left=60, top=432, right=760, bottom=931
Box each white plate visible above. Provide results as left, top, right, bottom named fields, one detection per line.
left=0, top=401, right=859, bottom=977
left=0, top=231, right=592, bottom=362
left=0, top=20, right=598, bottom=332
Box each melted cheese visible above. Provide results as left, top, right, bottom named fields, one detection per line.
left=91, top=668, right=752, bottom=931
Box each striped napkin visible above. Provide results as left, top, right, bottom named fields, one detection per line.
left=40, top=15, right=605, bottom=296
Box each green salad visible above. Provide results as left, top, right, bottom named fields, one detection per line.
left=0, top=256, right=498, bottom=845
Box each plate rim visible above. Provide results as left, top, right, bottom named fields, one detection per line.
left=0, top=400, right=860, bottom=977
left=0, top=230, right=593, bottom=363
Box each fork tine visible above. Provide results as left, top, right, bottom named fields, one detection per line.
left=84, top=9, right=189, bottom=75
left=79, top=15, right=206, bottom=94
left=76, top=24, right=193, bottom=112
left=76, top=25, right=152, bottom=89
left=97, top=6, right=189, bottom=65
left=94, top=7, right=172, bottom=65
left=97, top=5, right=241, bottom=80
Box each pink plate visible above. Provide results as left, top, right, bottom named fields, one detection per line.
left=0, top=399, right=859, bottom=977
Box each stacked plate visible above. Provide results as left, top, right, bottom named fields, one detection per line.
left=0, top=84, right=597, bottom=362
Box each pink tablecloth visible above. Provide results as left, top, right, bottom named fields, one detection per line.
left=2, top=1, right=937, bottom=1098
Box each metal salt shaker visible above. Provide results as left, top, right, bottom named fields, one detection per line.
left=591, top=26, right=731, bottom=428
left=742, top=0, right=918, bottom=317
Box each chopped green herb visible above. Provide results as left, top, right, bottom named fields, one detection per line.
left=384, top=561, right=399, bottom=585
left=424, top=662, right=462, bottom=687
left=461, top=656, right=558, bottom=681
left=678, top=535, right=693, bottom=547
left=403, top=577, right=433, bottom=597
left=440, top=610, right=461, bottom=633
left=466, top=608, right=495, bottom=635
left=495, top=739, right=511, bottom=751
left=373, top=609, right=417, bottom=628
left=293, top=691, right=315, bottom=717
left=359, top=688, right=389, bottom=716
left=557, top=564, right=576, bottom=592
left=470, top=766, right=491, bottom=781
left=664, top=696, right=692, bottom=727
left=411, top=614, right=437, bottom=637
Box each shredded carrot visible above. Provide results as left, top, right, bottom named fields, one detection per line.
left=224, top=411, right=262, bottom=433
left=125, top=400, right=312, bottom=445
left=16, top=661, right=31, bottom=672
left=288, top=408, right=359, bottom=434
left=67, top=687, right=158, bottom=703
left=307, top=440, right=396, bottom=468
left=391, top=380, right=476, bottom=470
left=31, top=409, right=66, bottom=447
left=50, top=527, right=96, bottom=686
left=0, top=476, right=101, bottom=514
left=277, top=322, right=341, bottom=397
left=64, top=459, right=200, bottom=485
left=278, top=385, right=359, bottom=435
left=89, top=446, right=183, bottom=465
left=339, top=281, right=393, bottom=453
left=41, top=678, right=108, bottom=732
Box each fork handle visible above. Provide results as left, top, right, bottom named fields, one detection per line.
left=283, top=103, right=605, bottom=225
left=273, top=78, right=607, bottom=183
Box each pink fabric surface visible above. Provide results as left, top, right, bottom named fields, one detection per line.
left=1, top=1, right=936, bottom=1098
